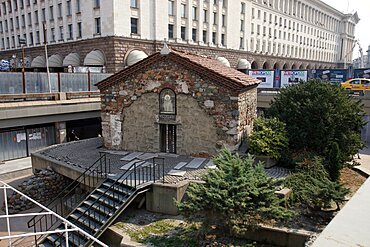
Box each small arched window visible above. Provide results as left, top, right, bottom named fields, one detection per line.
left=159, top=89, right=176, bottom=115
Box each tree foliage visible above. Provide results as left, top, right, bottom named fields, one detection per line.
left=249, top=118, right=288, bottom=160
left=178, top=149, right=292, bottom=231
left=268, top=79, right=365, bottom=166
left=284, top=156, right=349, bottom=210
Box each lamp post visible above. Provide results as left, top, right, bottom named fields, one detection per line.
left=19, top=38, right=26, bottom=94
left=12, top=54, right=17, bottom=72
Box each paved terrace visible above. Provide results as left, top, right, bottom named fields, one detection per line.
left=35, top=138, right=289, bottom=184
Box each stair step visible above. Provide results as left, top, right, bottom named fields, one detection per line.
left=76, top=205, right=110, bottom=223
left=70, top=212, right=102, bottom=232
left=96, top=188, right=130, bottom=201
left=102, top=180, right=134, bottom=193
left=38, top=242, right=54, bottom=247
left=46, top=233, right=65, bottom=246
left=68, top=232, right=88, bottom=246
left=83, top=200, right=114, bottom=216
left=89, top=193, right=121, bottom=209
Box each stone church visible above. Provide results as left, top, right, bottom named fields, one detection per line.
left=96, top=46, right=259, bottom=156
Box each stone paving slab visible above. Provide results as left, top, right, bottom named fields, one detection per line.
left=137, top=153, right=158, bottom=161
left=167, top=170, right=187, bottom=177
left=185, top=158, right=207, bottom=169
left=174, top=162, right=188, bottom=170
left=104, top=150, right=129, bottom=156
left=120, top=160, right=145, bottom=170
left=120, top=152, right=144, bottom=161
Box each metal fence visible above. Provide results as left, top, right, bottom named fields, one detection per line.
left=0, top=72, right=112, bottom=94
left=0, top=126, right=56, bottom=161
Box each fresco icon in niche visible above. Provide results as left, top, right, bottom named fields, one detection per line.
left=160, top=88, right=176, bottom=115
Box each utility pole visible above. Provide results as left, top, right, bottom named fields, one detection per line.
left=43, top=22, right=51, bottom=93
left=19, top=38, right=26, bottom=94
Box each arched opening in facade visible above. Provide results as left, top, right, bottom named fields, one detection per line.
left=124, top=50, right=148, bottom=67
left=251, top=61, right=258, bottom=69
left=262, top=62, right=269, bottom=69
left=48, top=54, right=64, bottom=72
left=84, top=49, right=106, bottom=72
left=273, top=63, right=280, bottom=70
left=63, top=53, right=81, bottom=72
left=217, top=57, right=231, bottom=67
left=282, top=63, right=288, bottom=69
left=31, top=55, right=46, bottom=72
left=237, top=59, right=251, bottom=73
left=299, top=64, right=304, bottom=69
left=291, top=64, right=297, bottom=69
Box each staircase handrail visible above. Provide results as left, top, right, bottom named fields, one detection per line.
left=27, top=152, right=109, bottom=229
left=76, top=157, right=165, bottom=232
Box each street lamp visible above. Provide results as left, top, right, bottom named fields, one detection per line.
left=19, top=38, right=27, bottom=94
left=12, top=54, right=17, bottom=72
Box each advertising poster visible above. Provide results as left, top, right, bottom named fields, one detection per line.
left=314, top=69, right=348, bottom=84
left=248, top=70, right=275, bottom=88
left=280, top=70, right=308, bottom=87
left=354, top=69, right=370, bottom=79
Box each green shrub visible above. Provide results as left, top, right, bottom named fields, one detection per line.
left=284, top=156, right=349, bottom=210
left=178, top=149, right=292, bottom=231
left=248, top=118, right=288, bottom=160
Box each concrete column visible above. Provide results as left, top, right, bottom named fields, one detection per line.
left=55, top=121, right=67, bottom=144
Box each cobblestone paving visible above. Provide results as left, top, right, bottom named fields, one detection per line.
left=38, top=138, right=290, bottom=184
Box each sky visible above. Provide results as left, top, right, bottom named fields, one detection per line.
left=321, top=0, right=370, bottom=59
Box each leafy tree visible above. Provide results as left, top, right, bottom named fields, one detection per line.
left=268, top=79, right=365, bottom=169
left=284, top=156, right=349, bottom=210
left=178, top=149, right=292, bottom=231
left=249, top=118, right=288, bottom=160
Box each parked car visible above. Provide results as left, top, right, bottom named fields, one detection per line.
left=341, top=78, right=370, bottom=95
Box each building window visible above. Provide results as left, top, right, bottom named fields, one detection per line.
left=181, top=26, right=186, bottom=40
left=76, top=0, right=81, bottom=12
left=77, top=22, right=82, bottom=38
left=41, top=8, right=45, bottom=22
left=94, top=0, right=100, bottom=8
left=66, top=1, right=71, bottom=16
left=49, top=6, right=54, bottom=20
left=212, top=31, right=216, bottom=44
left=192, top=6, right=197, bottom=20
left=192, top=28, right=196, bottom=41
left=10, top=18, right=13, bottom=30
left=241, top=2, right=245, bottom=14
left=221, top=34, right=225, bottom=46
left=15, top=16, right=19, bottom=29
left=222, top=14, right=225, bottom=27
left=51, top=27, right=55, bottom=41
left=240, top=19, right=244, bottom=31
left=160, top=88, right=176, bottom=115
left=181, top=4, right=186, bottom=18
left=130, top=18, right=138, bottom=34
left=21, top=15, right=25, bottom=27
left=68, top=24, right=73, bottom=39
left=130, top=0, right=138, bottom=8
left=58, top=3, right=62, bottom=18
left=95, top=17, right=101, bottom=34
left=213, top=12, right=217, bottom=24
left=168, top=1, right=174, bottom=15
left=4, top=20, right=8, bottom=32
left=203, top=30, right=207, bottom=43
left=59, top=26, right=63, bottom=40
left=36, top=30, right=39, bottom=44
left=168, top=24, right=174, bottom=39
left=203, top=9, right=207, bottom=22
left=240, top=37, right=244, bottom=49
left=34, top=10, right=38, bottom=24
left=13, top=0, right=17, bottom=11
left=20, top=0, right=24, bottom=9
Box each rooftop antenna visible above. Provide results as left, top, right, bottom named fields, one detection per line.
left=161, top=38, right=171, bottom=55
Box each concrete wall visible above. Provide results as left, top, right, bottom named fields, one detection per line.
left=146, top=181, right=189, bottom=215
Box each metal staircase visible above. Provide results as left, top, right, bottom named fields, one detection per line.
left=35, top=157, right=165, bottom=247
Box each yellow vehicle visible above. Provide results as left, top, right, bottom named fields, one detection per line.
left=341, top=78, right=370, bottom=94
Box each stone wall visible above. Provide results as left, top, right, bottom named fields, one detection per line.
left=5, top=168, right=71, bottom=213
left=1, top=36, right=336, bottom=73
left=100, top=59, right=252, bottom=155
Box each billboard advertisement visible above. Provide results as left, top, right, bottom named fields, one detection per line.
left=313, top=69, right=348, bottom=84
left=248, top=70, right=275, bottom=88
left=354, top=68, right=370, bottom=79
left=280, top=70, right=308, bottom=87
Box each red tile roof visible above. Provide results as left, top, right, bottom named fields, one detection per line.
left=96, top=49, right=260, bottom=92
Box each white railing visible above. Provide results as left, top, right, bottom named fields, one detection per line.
left=0, top=180, right=108, bottom=247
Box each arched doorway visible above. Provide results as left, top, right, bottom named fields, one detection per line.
left=291, top=64, right=297, bottom=69
left=262, top=62, right=269, bottom=69
left=273, top=63, right=280, bottom=70
left=251, top=61, right=258, bottom=69
left=283, top=63, right=288, bottom=69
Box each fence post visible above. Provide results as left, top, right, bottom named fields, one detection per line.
left=87, top=69, right=91, bottom=97
left=57, top=72, right=61, bottom=92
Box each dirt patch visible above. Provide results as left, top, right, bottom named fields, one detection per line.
left=340, top=167, right=366, bottom=196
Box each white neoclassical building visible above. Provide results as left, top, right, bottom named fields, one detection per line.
left=0, top=0, right=360, bottom=72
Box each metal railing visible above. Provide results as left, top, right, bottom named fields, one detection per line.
left=0, top=180, right=108, bottom=247
left=81, top=157, right=165, bottom=246
left=27, top=153, right=110, bottom=244
left=0, top=90, right=100, bottom=102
